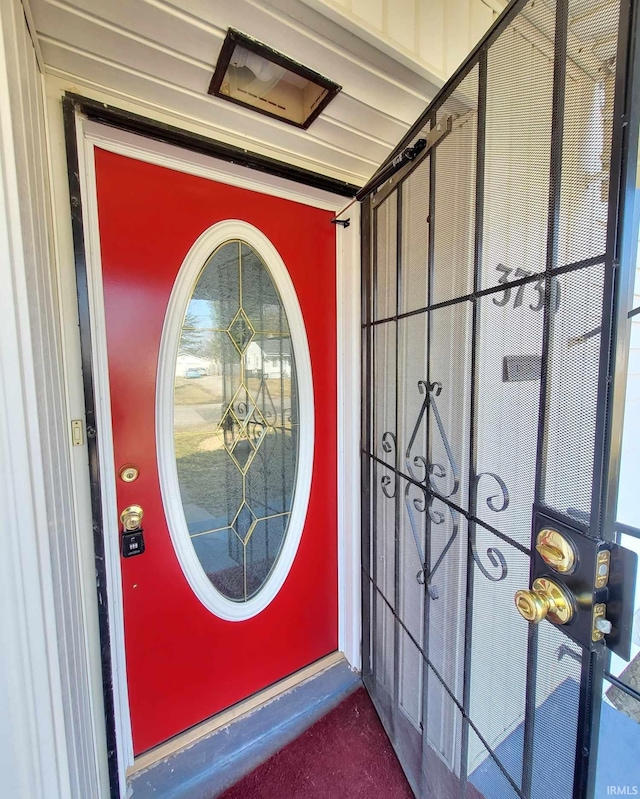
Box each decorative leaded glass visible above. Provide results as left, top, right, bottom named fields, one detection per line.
left=174, top=240, right=298, bottom=602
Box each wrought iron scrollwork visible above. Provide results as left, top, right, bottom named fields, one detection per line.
left=421, top=499, right=460, bottom=592
left=282, top=407, right=297, bottom=450
left=404, top=380, right=460, bottom=500
left=405, top=381, right=429, bottom=483
left=475, top=471, right=510, bottom=513
left=253, top=378, right=278, bottom=426
left=405, top=479, right=459, bottom=594
left=404, top=480, right=427, bottom=577
left=248, top=414, right=266, bottom=446
left=469, top=525, right=508, bottom=582
left=382, top=430, right=396, bottom=456
left=381, top=475, right=395, bottom=499
left=469, top=470, right=508, bottom=582
left=233, top=398, right=250, bottom=420
left=470, top=473, right=508, bottom=581
left=402, top=381, right=462, bottom=588
left=405, top=380, right=460, bottom=498
left=381, top=431, right=396, bottom=499
left=426, top=382, right=460, bottom=499
left=400, top=380, right=510, bottom=587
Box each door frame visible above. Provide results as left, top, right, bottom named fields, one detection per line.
left=62, top=96, right=361, bottom=798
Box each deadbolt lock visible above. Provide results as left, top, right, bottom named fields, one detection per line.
left=120, top=504, right=144, bottom=532
left=536, top=528, right=576, bottom=574
left=530, top=511, right=638, bottom=658
left=119, top=464, right=140, bottom=483
left=514, top=577, right=574, bottom=626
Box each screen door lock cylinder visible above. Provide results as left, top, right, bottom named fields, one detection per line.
left=535, top=528, right=576, bottom=574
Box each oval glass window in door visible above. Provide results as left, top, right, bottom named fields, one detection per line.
left=173, top=240, right=299, bottom=603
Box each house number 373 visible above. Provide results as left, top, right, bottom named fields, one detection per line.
left=492, top=264, right=560, bottom=312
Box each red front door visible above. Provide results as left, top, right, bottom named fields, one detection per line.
left=94, top=147, right=338, bottom=755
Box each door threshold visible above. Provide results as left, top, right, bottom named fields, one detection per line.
left=127, top=650, right=345, bottom=778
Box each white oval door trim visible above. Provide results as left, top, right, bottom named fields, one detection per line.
left=156, top=220, right=315, bottom=622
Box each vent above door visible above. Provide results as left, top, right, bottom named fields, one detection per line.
left=209, top=28, right=341, bottom=129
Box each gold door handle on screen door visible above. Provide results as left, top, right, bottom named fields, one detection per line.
left=514, top=578, right=574, bottom=625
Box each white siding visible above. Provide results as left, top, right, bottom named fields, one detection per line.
left=300, top=0, right=506, bottom=81
left=28, top=0, right=475, bottom=186
left=0, top=1, right=105, bottom=797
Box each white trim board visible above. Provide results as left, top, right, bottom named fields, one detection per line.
left=337, top=200, right=361, bottom=671
left=68, top=114, right=361, bottom=791
left=0, top=2, right=75, bottom=798
left=76, top=113, right=135, bottom=780
left=83, top=121, right=347, bottom=212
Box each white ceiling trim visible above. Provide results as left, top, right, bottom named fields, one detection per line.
left=140, top=0, right=229, bottom=34
left=19, top=0, right=45, bottom=71
left=45, top=69, right=370, bottom=184
left=47, top=0, right=211, bottom=69
left=34, top=0, right=435, bottom=133
left=297, top=0, right=448, bottom=84
left=40, top=34, right=383, bottom=169
left=325, top=115, right=391, bottom=149
left=240, top=0, right=433, bottom=102
left=43, top=0, right=434, bottom=104
left=30, top=0, right=502, bottom=183
left=36, top=0, right=421, bottom=134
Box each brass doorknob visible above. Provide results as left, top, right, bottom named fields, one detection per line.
left=120, top=504, right=144, bottom=532
left=514, top=577, right=574, bottom=625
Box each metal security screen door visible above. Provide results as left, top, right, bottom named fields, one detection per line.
left=361, top=1, right=639, bottom=799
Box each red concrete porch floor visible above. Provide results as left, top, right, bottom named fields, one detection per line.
left=218, top=687, right=413, bottom=799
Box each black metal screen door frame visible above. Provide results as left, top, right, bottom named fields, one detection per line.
left=361, top=1, right=640, bottom=798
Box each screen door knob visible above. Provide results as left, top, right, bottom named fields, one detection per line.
left=120, top=504, right=144, bottom=532
left=514, top=577, right=574, bottom=625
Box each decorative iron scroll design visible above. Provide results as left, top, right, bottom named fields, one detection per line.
left=469, top=526, right=508, bottom=582
left=405, top=380, right=459, bottom=499
left=382, top=380, right=512, bottom=590
left=475, top=471, right=510, bottom=513
left=404, top=481, right=460, bottom=595
left=380, top=431, right=397, bottom=498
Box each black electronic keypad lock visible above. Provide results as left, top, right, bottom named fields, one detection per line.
left=122, top=529, right=145, bottom=558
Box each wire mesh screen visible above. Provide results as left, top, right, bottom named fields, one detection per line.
left=362, top=0, right=626, bottom=797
